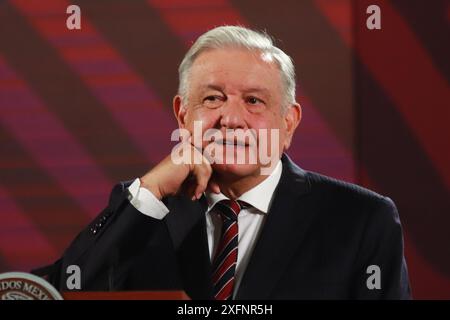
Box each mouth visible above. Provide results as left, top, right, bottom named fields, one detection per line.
left=214, top=139, right=248, bottom=147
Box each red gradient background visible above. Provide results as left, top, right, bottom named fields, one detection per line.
left=0, top=0, right=449, bottom=299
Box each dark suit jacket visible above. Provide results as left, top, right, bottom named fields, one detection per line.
left=46, top=154, right=411, bottom=299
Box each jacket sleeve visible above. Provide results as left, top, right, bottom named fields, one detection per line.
left=351, top=197, right=412, bottom=299
left=46, top=181, right=172, bottom=291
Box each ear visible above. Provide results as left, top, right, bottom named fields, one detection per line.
left=283, top=102, right=302, bottom=150
left=173, top=95, right=187, bottom=128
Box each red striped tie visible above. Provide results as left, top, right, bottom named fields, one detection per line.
left=212, top=200, right=242, bottom=300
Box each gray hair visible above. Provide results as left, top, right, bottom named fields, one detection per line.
left=178, top=25, right=297, bottom=109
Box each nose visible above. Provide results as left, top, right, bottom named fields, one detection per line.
left=219, top=96, right=247, bottom=129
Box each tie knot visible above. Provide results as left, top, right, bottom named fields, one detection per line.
left=216, top=200, right=242, bottom=221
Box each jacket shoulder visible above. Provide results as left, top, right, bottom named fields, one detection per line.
left=303, top=170, right=399, bottom=224
left=306, top=171, right=388, bottom=202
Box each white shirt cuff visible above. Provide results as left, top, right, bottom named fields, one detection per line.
left=127, top=178, right=169, bottom=220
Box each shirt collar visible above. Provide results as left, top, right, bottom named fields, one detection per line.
left=205, top=160, right=283, bottom=214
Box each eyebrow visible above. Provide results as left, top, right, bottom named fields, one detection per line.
left=242, top=87, right=271, bottom=96
left=202, top=84, right=271, bottom=96
left=203, top=84, right=224, bottom=92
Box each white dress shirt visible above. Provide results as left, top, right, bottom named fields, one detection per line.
left=127, top=160, right=283, bottom=297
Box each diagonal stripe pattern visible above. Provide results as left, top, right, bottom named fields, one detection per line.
left=212, top=199, right=242, bottom=300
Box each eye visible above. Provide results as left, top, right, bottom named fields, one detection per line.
left=246, top=96, right=264, bottom=105
left=204, top=96, right=218, bottom=102
left=203, top=95, right=225, bottom=108
left=203, top=95, right=225, bottom=102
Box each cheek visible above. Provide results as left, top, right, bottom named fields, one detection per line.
left=249, top=115, right=283, bottom=136
left=185, top=108, right=220, bottom=132
left=250, top=116, right=288, bottom=149
left=246, top=114, right=273, bottom=130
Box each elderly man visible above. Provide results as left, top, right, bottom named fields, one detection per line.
left=46, top=26, right=411, bottom=299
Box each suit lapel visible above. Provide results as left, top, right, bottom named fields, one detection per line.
left=165, top=195, right=213, bottom=299
left=163, top=154, right=315, bottom=300
left=236, top=154, right=315, bottom=299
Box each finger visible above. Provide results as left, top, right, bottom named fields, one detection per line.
left=193, top=171, right=210, bottom=200
left=187, top=183, right=198, bottom=201
left=206, top=172, right=220, bottom=194
left=189, top=143, right=205, bottom=167
left=206, top=180, right=221, bottom=194
left=188, top=135, right=204, bottom=154
left=180, top=175, right=196, bottom=199
left=202, top=141, right=216, bottom=164
left=192, top=162, right=213, bottom=200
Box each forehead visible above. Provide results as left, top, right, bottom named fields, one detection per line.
left=188, top=48, right=283, bottom=94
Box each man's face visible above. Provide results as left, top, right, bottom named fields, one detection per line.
left=174, top=48, right=301, bottom=179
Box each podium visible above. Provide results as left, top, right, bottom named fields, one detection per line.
left=62, top=291, right=190, bottom=300
left=0, top=271, right=191, bottom=300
